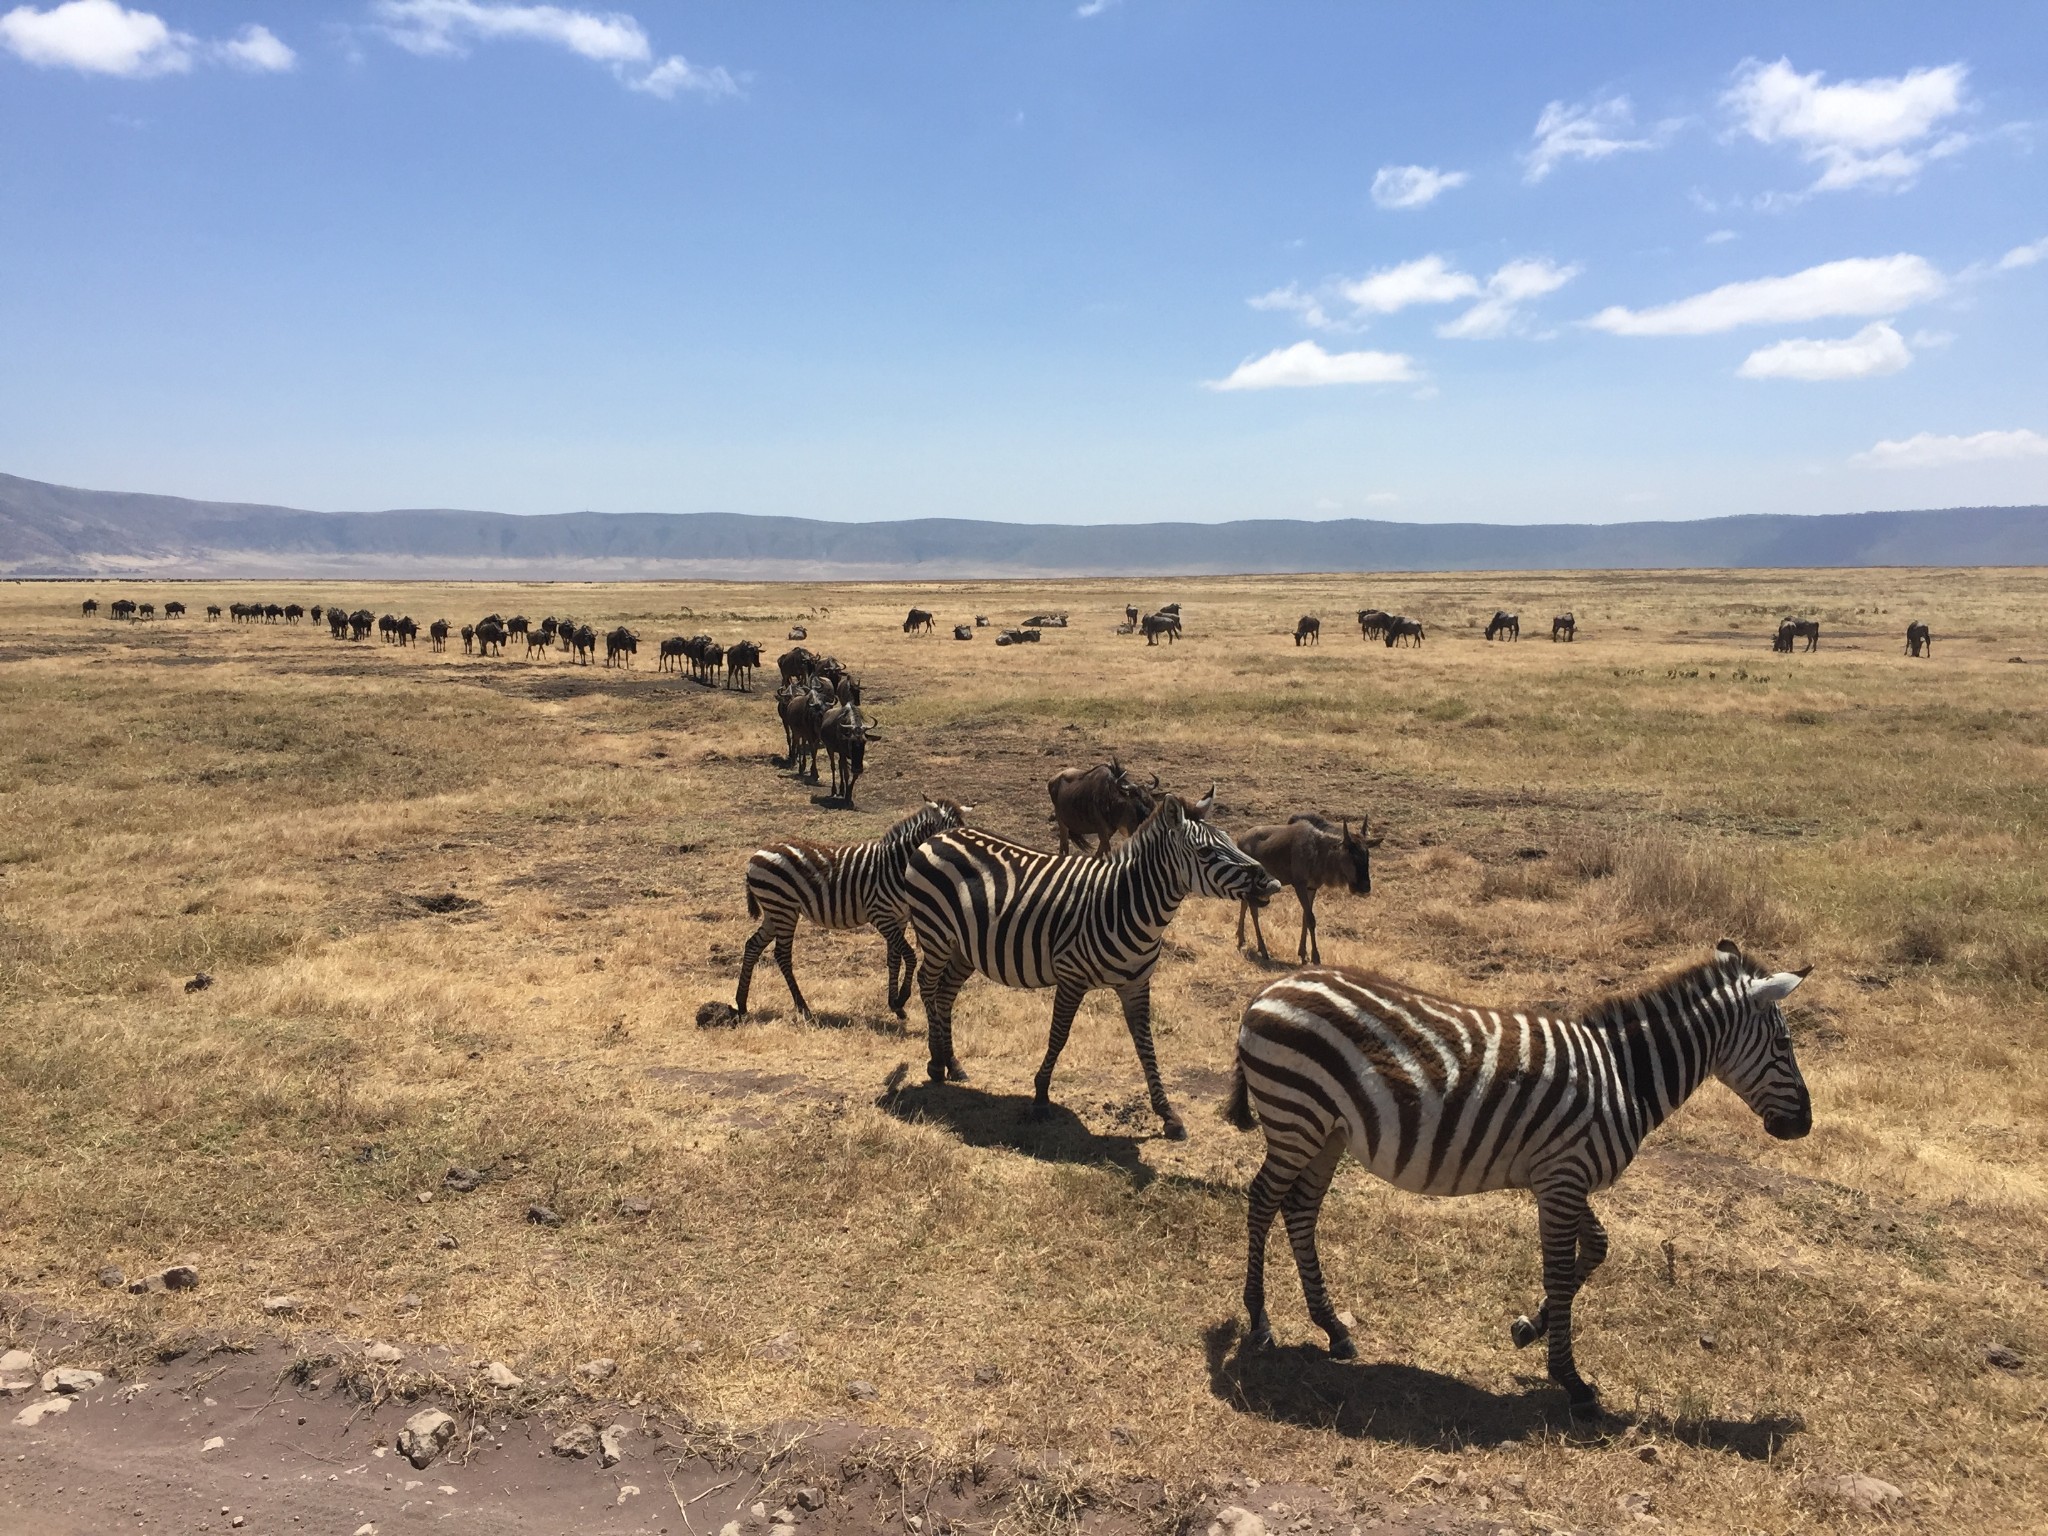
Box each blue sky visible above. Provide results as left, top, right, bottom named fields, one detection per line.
left=2, top=1, right=2044, bottom=525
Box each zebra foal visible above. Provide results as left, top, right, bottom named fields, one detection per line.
left=734, top=799, right=969, bottom=1020
left=1228, top=940, right=1813, bottom=1413
left=906, top=790, right=1280, bottom=1139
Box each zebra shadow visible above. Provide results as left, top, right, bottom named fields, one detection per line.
left=1203, top=1320, right=1800, bottom=1458
left=877, top=1071, right=1154, bottom=1185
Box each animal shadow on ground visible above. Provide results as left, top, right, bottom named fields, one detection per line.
left=808, top=792, right=856, bottom=810
left=1205, top=1320, right=1801, bottom=1458
left=878, top=1068, right=1153, bottom=1184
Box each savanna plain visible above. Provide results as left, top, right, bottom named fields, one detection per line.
left=2, top=569, right=2045, bottom=1534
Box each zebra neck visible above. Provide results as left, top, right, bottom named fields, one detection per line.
left=1101, top=833, right=1190, bottom=938
left=1592, top=981, right=1719, bottom=1139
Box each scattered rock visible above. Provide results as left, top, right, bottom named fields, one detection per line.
left=695, top=1001, right=741, bottom=1029
left=356, top=1526, right=377, bottom=1535
left=162, top=1265, right=201, bottom=1291
left=751, top=1502, right=769, bottom=1520
left=443, top=1166, right=484, bottom=1193
left=232, top=1517, right=246, bottom=1528
left=1208, top=1506, right=1268, bottom=1536
left=577, top=1358, right=618, bottom=1384
left=526, top=1203, right=565, bottom=1227
left=618, top=1196, right=653, bottom=1218
left=97, top=1266, right=126, bottom=1290
left=1806, top=1474, right=1906, bottom=1516
left=552, top=1423, right=601, bottom=1460
left=719, top=1523, right=743, bottom=1536
left=363, top=1343, right=405, bottom=1366
left=0, top=1352, right=36, bottom=1396
left=41, top=1368, right=105, bottom=1395
left=415, top=1192, right=434, bottom=1205
left=845, top=1378, right=879, bottom=1402
left=437, top=1232, right=459, bottom=1249
left=1698, top=1331, right=1718, bottom=1351
left=483, top=1362, right=522, bottom=1389
left=1403, top=1469, right=1452, bottom=1492
left=185, top=972, right=213, bottom=992
left=262, top=1296, right=300, bottom=1316
left=972, top=1363, right=1003, bottom=1387
left=396, top=1293, right=423, bottom=1312
left=751, top=1332, right=800, bottom=1362
left=201, top=1436, right=225, bottom=1453
left=1635, top=1443, right=1660, bottom=1464
left=1987, top=1345, right=2024, bottom=1372
left=397, top=1407, right=457, bottom=1469
left=795, top=1487, right=826, bottom=1512
left=12, top=1397, right=71, bottom=1427
left=598, top=1423, right=628, bottom=1468
left=1617, top=1490, right=1655, bottom=1519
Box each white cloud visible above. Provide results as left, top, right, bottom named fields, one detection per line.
left=1439, top=257, right=1581, bottom=339
left=1737, top=322, right=1911, bottom=381
left=1339, top=254, right=1480, bottom=315
left=1587, top=254, right=1944, bottom=336
left=1705, top=228, right=1739, bottom=244
left=218, top=23, right=292, bottom=72
left=371, top=0, right=735, bottom=96
left=1998, top=236, right=2048, bottom=271
left=1361, top=490, right=1400, bottom=505
left=1206, top=341, right=1419, bottom=391
left=1523, top=94, right=1659, bottom=182
left=0, top=0, right=192, bottom=75
left=1248, top=284, right=1337, bottom=332
left=1855, top=428, right=2048, bottom=468
left=1370, top=164, right=1468, bottom=210
left=1724, top=58, right=1970, bottom=192
left=1075, top=0, right=1120, bottom=15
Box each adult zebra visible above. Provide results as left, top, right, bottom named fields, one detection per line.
left=906, top=791, right=1279, bottom=1139
left=1229, top=940, right=1812, bottom=1413
left=735, top=799, right=970, bottom=1021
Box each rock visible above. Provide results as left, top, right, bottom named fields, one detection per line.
left=695, top=1001, right=740, bottom=1029
left=795, top=1487, right=826, bottom=1512
left=126, top=1272, right=165, bottom=1295
left=771, top=1523, right=799, bottom=1536
left=444, top=1166, right=484, bottom=1193
left=416, top=1192, right=434, bottom=1205
left=41, top=1368, right=105, bottom=1395
left=1617, top=1490, right=1655, bottom=1518
left=12, top=1397, right=71, bottom=1427
left=751, top=1332, right=800, bottom=1362
left=552, top=1423, right=601, bottom=1459
left=262, top=1296, right=300, bottom=1316
left=577, top=1358, right=618, bottom=1383
left=185, top=972, right=213, bottom=992
left=1208, top=1506, right=1268, bottom=1536
left=972, top=1363, right=1003, bottom=1387
left=1403, top=1469, right=1451, bottom=1492
left=618, top=1196, right=653, bottom=1217
left=98, top=1266, right=126, bottom=1289
left=719, top=1523, right=743, bottom=1536
left=845, top=1378, right=879, bottom=1402
left=482, top=1362, right=522, bottom=1390
left=1635, top=1442, right=1660, bottom=1464
left=436, top=1233, right=459, bottom=1249
left=526, top=1203, right=564, bottom=1227
left=751, top=1502, right=769, bottom=1520
left=201, top=1436, right=225, bottom=1452
left=397, top=1407, right=457, bottom=1469
left=232, top=1517, right=246, bottom=1528
left=356, top=1526, right=377, bottom=1535
left=363, top=1343, right=405, bottom=1366
left=1807, top=1474, right=1906, bottom=1516
left=162, top=1265, right=201, bottom=1291
left=1110, top=1422, right=1136, bottom=1444
left=1987, top=1345, right=2024, bottom=1371
left=0, top=1350, right=35, bottom=1395
left=396, top=1294, right=423, bottom=1312
left=1698, top=1331, right=1717, bottom=1350
left=599, top=1423, right=627, bottom=1468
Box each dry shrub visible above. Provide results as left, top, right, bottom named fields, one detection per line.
left=1888, top=913, right=1955, bottom=967
left=1476, top=862, right=1558, bottom=902
left=1608, top=834, right=1798, bottom=949
left=1969, top=925, right=2048, bottom=991
left=1555, top=833, right=1618, bottom=881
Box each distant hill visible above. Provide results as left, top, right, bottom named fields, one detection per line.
left=4, top=471, right=2046, bottom=579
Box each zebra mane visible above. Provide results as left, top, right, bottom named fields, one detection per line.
left=1581, top=951, right=1753, bottom=1031
left=1115, top=795, right=1192, bottom=857
left=881, top=800, right=960, bottom=851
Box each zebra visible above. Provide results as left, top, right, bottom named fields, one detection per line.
left=1227, top=939, right=1812, bottom=1414
left=905, top=791, right=1280, bottom=1139
left=735, top=799, right=970, bottom=1021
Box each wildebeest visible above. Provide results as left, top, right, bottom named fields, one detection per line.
left=778, top=645, right=818, bottom=685
left=138, top=602, right=155, bottom=619
left=904, top=607, right=936, bottom=634
left=507, top=616, right=529, bottom=640
left=263, top=604, right=283, bottom=622
left=604, top=627, right=637, bottom=666
left=1141, top=612, right=1179, bottom=645
left=207, top=604, right=223, bottom=620
left=953, top=624, right=973, bottom=640
left=1125, top=604, right=1139, bottom=628
left=429, top=619, right=451, bottom=651
left=163, top=601, right=186, bottom=618
left=82, top=598, right=99, bottom=617
left=1356, top=609, right=1391, bottom=642
left=1551, top=612, right=1576, bottom=642
left=283, top=603, right=303, bottom=623
left=310, top=605, right=324, bottom=623
left=378, top=613, right=399, bottom=643
left=699, top=640, right=726, bottom=683
left=1384, top=616, right=1424, bottom=647
left=1905, top=621, right=1932, bottom=658
left=1774, top=618, right=1819, bottom=653
left=395, top=616, right=417, bottom=646
left=1048, top=759, right=1158, bottom=856
left=975, top=615, right=989, bottom=627
left=525, top=627, right=552, bottom=658
left=777, top=676, right=830, bottom=781
left=1294, top=615, right=1321, bottom=646
left=787, top=625, right=808, bottom=641
left=460, top=624, right=475, bottom=654
left=538, top=616, right=560, bottom=647
left=556, top=616, right=580, bottom=650
left=571, top=624, right=597, bottom=663
left=658, top=636, right=688, bottom=672
left=1025, top=612, right=1069, bottom=628
left=820, top=701, right=869, bottom=804
left=349, top=609, right=375, bottom=640
left=110, top=598, right=137, bottom=620
left=1234, top=814, right=1380, bottom=965
left=725, top=639, right=762, bottom=690
left=1486, top=610, right=1520, bottom=641
left=476, top=619, right=508, bottom=656
left=995, top=627, right=1042, bottom=646
left=328, top=608, right=348, bottom=637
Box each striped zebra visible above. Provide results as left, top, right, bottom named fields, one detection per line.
left=734, top=799, right=970, bottom=1020
left=905, top=790, right=1279, bottom=1139
left=1228, top=940, right=1812, bottom=1413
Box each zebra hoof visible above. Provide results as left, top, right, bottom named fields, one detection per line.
left=1160, top=1117, right=1188, bottom=1142
left=1028, top=1098, right=1054, bottom=1122
left=1244, top=1323, right=1275, bottom=1353
left=1326, top=1332, right=1357, bottom=1362
left=946, top=1058, right=969, bottom=1083
left=926, top=1061, right=947, bottom=1085
left=1510, top=1315, right=1540, bottom=1349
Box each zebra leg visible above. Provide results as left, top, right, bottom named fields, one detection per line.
left=1248, top=901, right=1271, bottom=962
left=878, top=921, right=916, bottom=1018
left=1531, top=1184, right=1599, bottom=1412
left=734, top=920, right=777, bottom=1014
left=1280, top=1129, right=1354, bottom=1357
left=920, top=950, right=973, bottom=1083
left=1030, top=978, right=1090, bottom=1120
left=1114, top=983, right=1185, bottom=1140
left=1510, top=1203, right=1610, bottom=1347
left=772, top=934, right=812, bottom=1021
left=1243, top=1151, right=1294, bottom=1350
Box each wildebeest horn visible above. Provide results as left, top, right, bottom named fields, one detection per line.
left=1148, top=772, right=1161, bottom=789
left=1192, top=784, right=1215, bottom=817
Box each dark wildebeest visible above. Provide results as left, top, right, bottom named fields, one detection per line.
left=507, top=616, right=529, bottom=641
left=1234, top=814, right=1380, bottom=965
left=110, top=599, right=137, bottom=619
left=726, top=639, right=762, bottom=690
left=1141, top=612, right=1179, bottom=645
left=820, top=702, right=869, bottom=805
left=556, top=616, right=579, bottom=650
left=659, top=636, right=688, bottom=672
left=429, top=619, right=451, bottom=651
left=1384, top=617, right=1424, bottom=647
left=1905, top=621, right=1932, bottom=658
left=1486, top=610, right=1520, bottom=641
left=310, top=605, right=324, bottom=623
left=1779, top=617, right=1819, bottom=653
left=525, top=627, right=552, bottom=658
left=996, top=627, right=1042, bottom=646
left=1125, top=604, right=1140, bottom=628
left=700, top=640, right=726, bottom=683
left=460, top=624, right=476, bottom=654
left=283, top=603, right=303, bottom=623
left=1357, top=609, right=1392, bottom=641
left=1551, top=612, right=1577, bottom=642
left=1048, top=759, right=1158, bottom=856
left=778, top=646, right=818, bottom=685
left=349, top=609, right=375, bottom=640
left=975, top=615, right=990, bottom=627
left=164, top=601, right=186, bottom=617
left=778, top=677, right=830, bottom=781
left=1026, top=612, right=1069, bottom=628
left=138, top=602, right=156, bottom=619
left=1294, top=615, right=1321, bottom=647
left=476, top=620, right=508, bottom=656
left=82, top=599, right=99, bottom=617
left=395, top=616, right=418, bottom=646
left=376, top=613, right=398, bottom=643
left=953, top=623, right=973, bottom=640
left=904, top=607, right=936, bottom=634
left=787, top=625, right=808, bottom=641
left=207, top=604, right=223, bottom=620
left=327, top=609, right=347, bottom=637
left=538, top=616, right=560, bottom=647
left=263, top=603, right=283, bottom=622
left=571, top=624, right=597, bottom=664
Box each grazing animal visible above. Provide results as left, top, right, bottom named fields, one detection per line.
left=1234, top=814, right=1380, bottom=965
left=429, top=619, right=450, bottom=651
left=1357, top=609, right=1391, bottom=641
left=507, top=616, right=529, bottom=639
left=1294, top=615, right=1321, bottom=647
left=328, top=609, right=348, bottom=638
left=1776, top=617, right=1819, bottom=653
left=344, top=609, right=369, bottom=640
left=283, top=603, right=304, bottom=623
left=460, top=624, right=476, bottom=654
left=1383, top=617, right=1424, bottom=647
left=538, top=616, right=560, bottom=646
left=556, top=616, right=579, bottom=650
left=1126, top=604, right=1140, bottom=628
left=264, top=604, right=283, bottom=622
left=163, top=601, right=186, bottom=617
left=659, top=635, right=688, bottom=672
left=310, top=605, right=324, bottom=623
left=571, top=624, right=597, bottom=663
left=975, top=615, right=990, bottom=627
left=475, top=620, right=508, bottom=655
left=111, top=598, right=137, bottom=619
left=776, top=678, right=827, bottom=779
left=525, top=627, right=551, bottom=658
left=778, top=646, right=819, bottom=685
left=395, top=616, right=418, bottom=647
left=736, top=799, right=970, bottom=1021
left=138, top=602, right=155, bottom=619
left=1025, top=612, right=1069, bottom=628
left=787, top=625, right=808, bottom=641
left=904, top=607, right=936, bottom=634
left=207, top=604, right=223, bottom=619
left=1141, top=612, right=1179, bottom=645
left=725, top=639, right=762, bottom=691
left=953, top=623, right=974, bottom=640
left=1228, top=941, right=1812, bottom=1413
left=996, top=627, right=1042, bottom=646
left=82, top=599, right=99, bottom=617
left=1551, top=612, right=1576, bottom=642
left=819, top=701, right=870, bottom=804
left=1486, top=610, right=1519, bottom=641
left=1905, top=621, right=1932, bottom=658
left=378, top=613, right=398, bottom=643
left=1048, top=759, right=1157, bottom=857
left=907, top=791, right=1280, bottom=1138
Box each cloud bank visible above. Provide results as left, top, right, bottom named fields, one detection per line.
left=1856, top=428, right=2048, bottom=468
left=1737, top=322, right=1911, bottom=381
left=1724, top=57, right=1970, bottom=192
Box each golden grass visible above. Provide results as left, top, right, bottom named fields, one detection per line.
left=3, top=569, right=2046, bottom=1533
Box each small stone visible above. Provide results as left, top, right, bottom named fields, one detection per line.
left=598, top=1423, right=627, bottom=1468
left=845, top=1378, right=878, bottom=1402
left=0, top=1350, right=35, bottom=1395
left=795, top=1487, right=826, bottom=1512
left=97, top=1266, right=125, bottom=1290
left=577, top=1358, right=618, bottom=1383
left=551, top=1423, right=601, bottom=1459
left=526, top=1203, right=564, bottom=1227
left=363, top=1343, right=404, bottom=1366
left=161, top=1265, right=201, bottom=1291
left=436, top=1233, right=459, bottom=1249
left=771, top=1524, right=798, bottom=1536
left=444, top=1167, right=484, bottom=1193
left=126, top=1272, right=165, bottom=1295
left=395, top=1294, right=423, bottom=1312
left=201, top=1437, right=225, bottom=1453
left=482, top=1362, right=522, bottom=1390
left=232, top=1517, right=246, bottom=1529
left=618, top=1196, right=653, bottom=1217
left=41, top=1368, right=105, bottom=1395
left=416, top=1192, right=434, bottom=1205
left=262, top=1296, right=300, bottom=1316
left=1987, top=1345, right=2024, bottom=1372
left=1335, top=1311, right=1357, bottom=1329
left=1698, top=1331, right=1717, bottom=1350
left=972, top=1363, right=1002, bottom=1387
left=719, top=1523, right=742, bottom=1536
left=1806, top=1474, right=1905, bottom=1516
left=185, top=972, right=213, bottom=992
left=751, top=1502, right=769, bottom=1520
left=1617, top=1490, right=1655, bottom=1518
left=1110, top=1422, right=1136, bottom=1444
left=356, top=1526, right=378, bottom=1535
left=12, top=1397, right=71, bottom=1427
left=397, top=1408, right=457, bottom=1469
left=1208, top=1506, right=1268, bottom=1536
left=1403, top=1469, right=1451, bottom=1491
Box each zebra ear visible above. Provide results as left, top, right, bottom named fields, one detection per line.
left=1750, top=970, right=1807, bottom=1005
left=1715, top=938, right=1742, bottom=962
left=1190, top=785, right=1216, bottom=820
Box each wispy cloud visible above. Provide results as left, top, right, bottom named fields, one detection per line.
left=1998, top=236, right=2048, bottom=271
left=1523, top=94, right=1664, bottom=182
left=219, top=23, right=292, bottom=72
left=1737, top=322, right=1911, bottom=381
left=1206, top=341, right=1419, bottom=391
left=1255, top=254, right=1578, bottom=339
left=1587, top=254, right=1944, bottom=336
left=1438, top=257, right=1581, bottom=339
left=1339, top=255, right=1481, bottom=315
left=1370, top=164, right=1468, bottom=210
left=1724, top=57, right=1970, bottom=193
left=0, top=3, right=294, bottom=76
left=1074, top=0, right=1120, bottom=15
left=1854, top=428, right=2048, bottom=468
left=371, top=0, right=736, bottom=97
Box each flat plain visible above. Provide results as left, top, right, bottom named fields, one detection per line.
left=2, top=568, right=2045, bottom=1534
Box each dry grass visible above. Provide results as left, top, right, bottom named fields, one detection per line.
left=3, top=569, right=2046, bottom=1533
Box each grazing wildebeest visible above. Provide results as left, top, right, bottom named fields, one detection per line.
left=555, top=616, right=579, bottom=650
left=1141, top=612, right=1179, bottom=645
left=659, top=636, right=688, bottom=672
left=725, top=639, right=762, bottom=690
left=1384, top=616, right=1424, bottom=647
left=1551, top=612, right=1576, bottom=642
left=571, top=624, right=597, bottom=663
left=164, top=601, right=186, bottom=618
left=778, top=645, right=818, bottom=685
left=283, top=603, right=304, bottom=623
left=1294, top=615, right=1321, bottom=646
left=904, top=607, right=936, bottom=634
left=1486, top=610, right=1520, bottom=641
left=507, top=616, right=529, bottom=640
left=327, top=608, right=348, bottom=637
left=429, top=619, right=451, bottom=651
left=394, top=616, right=416, bottom=646
left=138, top=602, right=155, bottom=619
left=263, top=603, right=284, bottom=622
left=1357, top=609, right=1392, bottom=641
left=777, top=677, right=830, bottom=781
left=1125, top=604, right=1139, bottom=628
left=787, top=625, right=808, bottom=641
left=350, top=609, right=376, bottom=640
left=476, top=620, right=508, bottom=656
left=820, top=702, right=869, bottom=805
left=377, top=613, right=399, bottom=643
left=1777, top=617, right=1819, bottom=653
left=526, top=626, right=552, bottom=658
left=1905, top=621, right=1932, bottom=658
left=538, top=616, right=559, bottom=647
left=82, top=599, right=99, bottom=617
left=460, top=624, right=475, bottom=654
left=310, top=605, right=324, bottom=623
left=996, top=627, right=1042, bottom=646
left=207, top=604, right=223, bottom=620
left=110, top=599, right=137, bottom=620
left=1048, top=759, right=1157, bottom=857
left=953, top=623, right=973, bottom=640
left=1234, top=814, right=1380, bottom=965
left=700, top=640, right=726, bottom=683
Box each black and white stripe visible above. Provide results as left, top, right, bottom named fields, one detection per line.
left=734, top=799, right=968, bottom=1020
left=906, top=792, right=1279, bottom=1139
left=1228, top=939, right=1813, bottom=1412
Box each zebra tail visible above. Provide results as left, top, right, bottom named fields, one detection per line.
left=746, top=888, right=760, bottom=920
left=1224, top=1058, right=1256, bottom=1130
